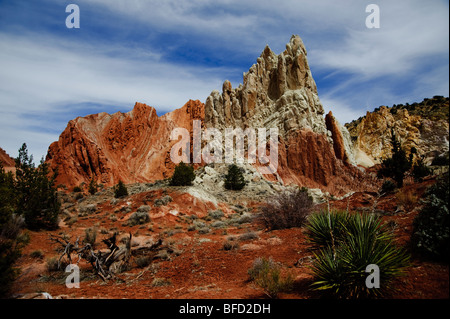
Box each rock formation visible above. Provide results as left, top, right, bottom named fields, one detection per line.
left=346, top=97, right=449, bottom=166
left=0, top=147, right=15, bottom=167
left=46, top=100, right=204, bottom=189
left=46, top=35, right=376, bottom=195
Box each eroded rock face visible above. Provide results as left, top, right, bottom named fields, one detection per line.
left=46, top=100, right=204, bottom=188
left=205, top=35, right=328, bottom=139
left=347, top=103, right=449, bottom=166
left=46, top=35, right=376, bottom=195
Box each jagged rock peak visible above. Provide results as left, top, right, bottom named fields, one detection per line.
left=205, top=34, right=326, bottom=140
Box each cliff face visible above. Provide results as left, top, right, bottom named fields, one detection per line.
left=346, top=97, right=449, bottom=166
left=46, top=100, right=204, bottom=188
left=46, top=35, right=374, bottom=195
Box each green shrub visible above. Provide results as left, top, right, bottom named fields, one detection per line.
left=412, top=157, right=432, bottom=182
left=224, top=164, right=246, bottom=190
left=248, top=257, right=293, bottom=298
left=411, top=174, right=449, bottom=262
left=258, top=189, right=314, bottom=230
left=135, top=256, right=152, bottom=268
left=114, top=180, right=128, bottom=198
left=307, top=211, right=409, bottom=298
left=169, top=162, right=195, bottom=186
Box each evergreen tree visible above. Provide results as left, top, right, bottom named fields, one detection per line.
left=88, top=177, right=98, bottom=195
left=224, top=164, right=246, bottom=190
left=114, top=180, right=128, bottom=198
left=169, top=162, right=195, bottom=186
left=14, top=143, right=60, bottom=230
left=377, top=130, right=411, bottom=188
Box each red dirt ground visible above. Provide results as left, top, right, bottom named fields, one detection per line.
left=10, top=177, right=449, bottom=299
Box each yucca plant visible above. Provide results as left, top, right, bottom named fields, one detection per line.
left=308, top=211, right=410, bottom=298
left=305, top=210, right=350, bottom=248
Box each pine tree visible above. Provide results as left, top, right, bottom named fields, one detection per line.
left=169, top=162, right=195, bottom=186
left=88, top=177, right=98, bottom=195
left=377, top=130, right=412, bottom=188
left=224, top=164, right=246, bottom=190
left=14, top=143, right=60, bottom=230
left=114, top=180, right=128, bottom=198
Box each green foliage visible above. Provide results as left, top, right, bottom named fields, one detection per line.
left=247, top=257, right=293, bottom=298
left=431, top=152, right=449, bottom=166
left=88, top=177, right=98, bottom=195
left=259, top=189, right=313, bottom=230
left=14, top=143, right=60, bottom=230
left=114, top=180, right=128, bottom=198
left=411, top=174, right=449, bottom=262
left=224, top=164, right=246, bottom=190
left=72, top=186, right=82, bottom=193
left=169, top=162, right=195, bottom=186
left=377, top=130, right=412, bottom=188
left=306, top=211, right=410, bottom=298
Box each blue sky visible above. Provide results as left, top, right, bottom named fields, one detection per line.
left=0, top=0, right=448, bottom=162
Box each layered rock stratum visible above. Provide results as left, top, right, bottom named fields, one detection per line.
left=0, top=147, right=15, bottom=167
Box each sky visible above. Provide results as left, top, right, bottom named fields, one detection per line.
left=0, top=0, right=448, bottom=162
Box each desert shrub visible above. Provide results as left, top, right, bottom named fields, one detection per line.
left=224, top=164, right=246, bottom=190
left=83, top=227, right=97, bottom=246
left=258, top=189, right=314, bottom=230
left=380, top=179, right=396, bottom=195
left=127, top=211, right=151, bottom=226
left=114, top=180, right=128, bottom=198
left=307, top=211, right=410, bottom=298
left=197, top=227, right=210, bottom=234
left=211, top=221, right=226, bottom=228
left=46, top=256, right=62, bottom=272
left=151, top=277, right=171, bottom=287
left=223, top=240, right=239, bottom=251
left=208, top=209, right=224, bottom=220
left=154, top=195, right=173, bottom=207
left=248, top=257, right=293, bottom=298
left=135, top=256, right=152, bottom=268
left=411, top=174, right=449, bottom=262
left=238, top=231, right=259, bottom=241
left=169, top=162, right=195, bottom=186
left=396, top=189, right=419, bottom=212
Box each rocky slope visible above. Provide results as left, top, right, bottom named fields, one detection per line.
left=346, top=96, right=449, bottom=167
left=46, top=35, right=375, bottom=196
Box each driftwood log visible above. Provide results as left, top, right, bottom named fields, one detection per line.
left=49, top=233, right=164, bottom=281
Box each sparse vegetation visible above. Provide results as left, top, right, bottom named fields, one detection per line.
left=248, top=257, right=293, bottom=298
left=88, top=177, right=98, bottom=195
left=380, top=179, right=396, bottom=195
left=127, top=211, right=151, bottom=226
left=258, top=188, right=314, bottom=230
